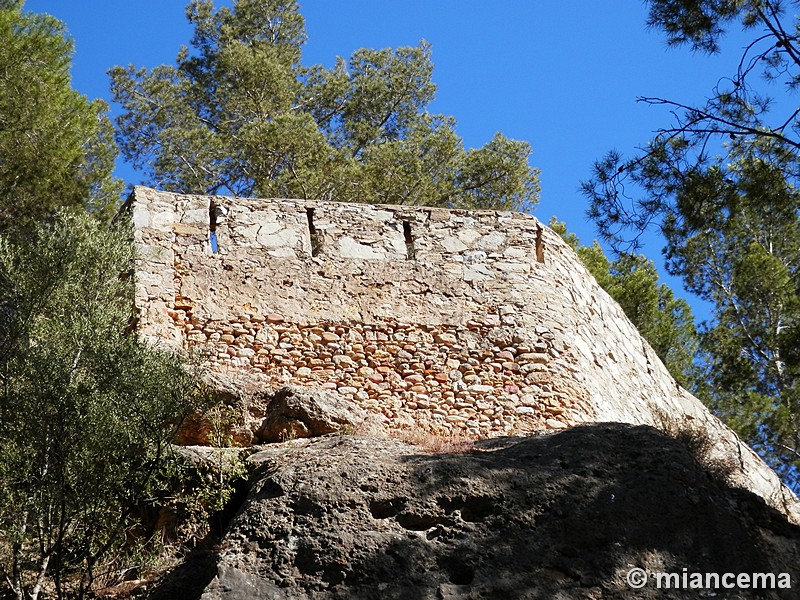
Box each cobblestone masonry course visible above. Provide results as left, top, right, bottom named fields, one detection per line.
left=130, top=186, right=799, bottom=521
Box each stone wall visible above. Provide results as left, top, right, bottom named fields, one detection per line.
left=129, top=186, right=799, bottom=521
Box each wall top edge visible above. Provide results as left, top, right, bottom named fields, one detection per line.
left=129, top=185, right=542, bottom=223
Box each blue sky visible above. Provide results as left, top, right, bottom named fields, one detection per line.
left=25, top=0, right=753, bottom=318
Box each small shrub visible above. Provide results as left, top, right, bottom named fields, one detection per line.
left=390, top=428, right=476, bottom=454
left=652, top=407, right=737, bottom=486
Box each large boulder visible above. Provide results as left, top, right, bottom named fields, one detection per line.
left=255, top=386, right=370, bottom=443
left=197, top=424, right=800, bottom=600
left=175, top=379, right=374, bottom=447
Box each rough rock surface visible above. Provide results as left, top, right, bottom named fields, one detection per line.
left=255, top=386, right=369, bottom=443
left=187, top=424, right=800, bottom=600
left=175, top=381, right=377, bottom=447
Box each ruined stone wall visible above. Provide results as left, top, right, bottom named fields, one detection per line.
left=130, top=186, right=799, bottom=521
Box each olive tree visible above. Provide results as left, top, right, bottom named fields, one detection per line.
left=0, top=214, right=199, bottom=599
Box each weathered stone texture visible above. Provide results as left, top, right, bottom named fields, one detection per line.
left=199, top=427, right=800, bottom=600
left=129, top=186, right=799, bottom=522
left=256, top=386, right=369, bottom=443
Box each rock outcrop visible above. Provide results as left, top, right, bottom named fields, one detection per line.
left=255, top=386, right=369, bottom=443
left=189, top=425, right=799, bottom=600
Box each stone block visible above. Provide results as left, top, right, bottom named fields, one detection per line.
left=256, top=386, right=368, bottom=443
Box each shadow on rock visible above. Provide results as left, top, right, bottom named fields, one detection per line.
left=196, top=423, right=800, bottom=599
left=144, top=543, right=219, bottom=600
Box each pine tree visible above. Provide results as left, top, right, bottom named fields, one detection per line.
left=0, top=0, right=121, bottom=236
left=110, top=0, right=540, bottom=211
left=0, top=214, right=200, bottom=599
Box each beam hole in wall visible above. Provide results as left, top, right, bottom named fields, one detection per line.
left=306, top=207, right=322, bottom=257
left=403, top=220, right=415, bottom=261
left=209, top=201, right=219, bottom=253
left=535, top=224, right=545, bottom=264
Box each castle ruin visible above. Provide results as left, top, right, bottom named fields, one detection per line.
left=129, top=186, right=799, bottom=522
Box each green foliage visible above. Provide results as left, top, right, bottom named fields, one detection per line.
left=551, top=218, right=699, bottom=388
left=150, top=399, right=248, bottom=553
left=580, top=0, right=800, bottom=487
left=0, top=213, right=199, bottom=599
left=0, top=2, right=121, bottom=237
left=661, top=144, right=800, bottom=484
left=583, top=0, right=800, bottom=251
left=110, top=0, right=540, bottom=211
left=645, top=0, right=754, bottom=54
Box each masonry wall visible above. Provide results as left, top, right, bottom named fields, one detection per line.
left=130, top=186, right=799, bottom=521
